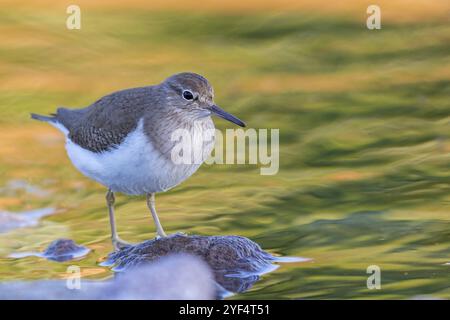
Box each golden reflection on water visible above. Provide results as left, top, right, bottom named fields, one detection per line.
left=0, top=0, right=449, bottom=299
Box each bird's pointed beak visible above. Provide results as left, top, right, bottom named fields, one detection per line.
left=209, top=105, right=246, bottom=127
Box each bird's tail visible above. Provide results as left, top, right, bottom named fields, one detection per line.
left=30, top=113, right=57, bottom=123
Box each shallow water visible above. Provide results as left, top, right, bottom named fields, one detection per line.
left=0, top=3, right=449, bottom=299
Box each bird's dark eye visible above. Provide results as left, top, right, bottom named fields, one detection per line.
left=182, top=90, right=194, bottom=101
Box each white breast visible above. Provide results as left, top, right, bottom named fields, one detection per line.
left=64, top=119, right=213, bottom=195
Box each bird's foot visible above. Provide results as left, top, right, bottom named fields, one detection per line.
left=154, top=234, right=166, bottom=240
left=112, top=237, right=133, bottom=251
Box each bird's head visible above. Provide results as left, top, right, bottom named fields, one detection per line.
left=162, top=72, right=245, bottom=127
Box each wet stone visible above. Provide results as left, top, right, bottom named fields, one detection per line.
left=104, top=234, right=276, bottom=295
left=42, top=238, right=90, bottom=262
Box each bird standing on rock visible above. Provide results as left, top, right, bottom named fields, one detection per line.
left=31, top=72, right=246, bottom=250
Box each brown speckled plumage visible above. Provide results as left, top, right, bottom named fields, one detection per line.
left=60, top=87, right=154, bottom=153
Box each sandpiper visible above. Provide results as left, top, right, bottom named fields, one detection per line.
left=31, top=72, right=245, bottom=250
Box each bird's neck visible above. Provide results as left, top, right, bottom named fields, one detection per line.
left=143, top=109, right=215, bottom=161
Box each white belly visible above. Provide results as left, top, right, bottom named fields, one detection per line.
left=64, top=119, right=211, bottom=195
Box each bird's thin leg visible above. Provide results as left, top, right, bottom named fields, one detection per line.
left=106, top=189, right=131, bottom=250
left=146, top=193, right=167, bottom=238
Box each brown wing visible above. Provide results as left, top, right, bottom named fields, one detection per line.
left=57, top=86, right=153, bottom=153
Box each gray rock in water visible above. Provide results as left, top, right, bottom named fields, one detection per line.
left=0, top=254, right=215, bottom=300
left=103, top=234, right=276, bottom=295
left=9, top=238, right=90, bottom=262
left=43, top=239, right=90, bottom=262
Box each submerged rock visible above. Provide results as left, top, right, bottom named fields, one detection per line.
left=9, top=238, right=90, bottom=262
left=42, top=239, right=90, bottom=262
left=0, top=254, right=215, bottom=300
left=103, top=234, right=277, bottom=295
left=4, top=234, right=304, bottom=299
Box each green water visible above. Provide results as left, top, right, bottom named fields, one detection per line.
left=0, top=8, right=449, bottom=299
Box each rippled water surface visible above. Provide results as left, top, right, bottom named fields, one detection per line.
left=0, top=2, right=449, bottom=299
